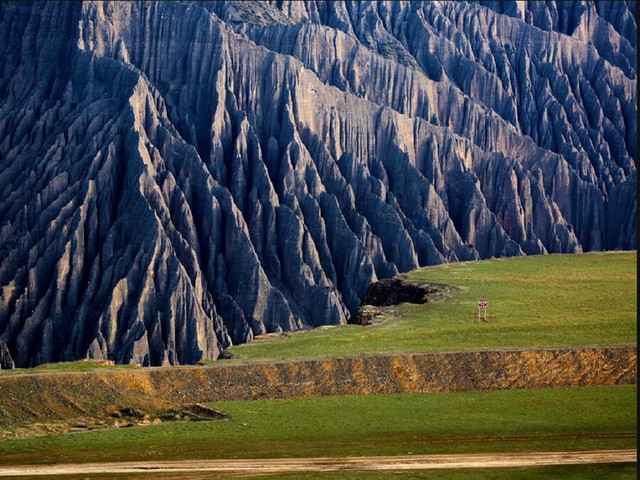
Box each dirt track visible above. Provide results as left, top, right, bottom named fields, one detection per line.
left=0, top=449, right=635, bottom=477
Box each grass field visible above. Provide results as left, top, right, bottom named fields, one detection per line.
left=0, top=386, right=635, bottom=466
left=227, top=252, right=637, bottom=361
left=0, top=359, right=138, bottom=377
left=0, top=253, right=635, bottom=477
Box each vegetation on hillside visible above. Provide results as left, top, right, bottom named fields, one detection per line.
left=227, top=252, right=637, bottom=361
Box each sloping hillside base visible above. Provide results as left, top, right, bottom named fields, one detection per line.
left=0, top=345, right=635, bottom=439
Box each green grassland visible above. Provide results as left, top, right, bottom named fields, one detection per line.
left=0, top=253, right=635, bottom=477
left=0, top=386, right=635, bottom=465
left=0, top=359, right=139, bottom=376
left=227, top=252, right=637, bottom=361
left=2, top=252, right=635, bottom=372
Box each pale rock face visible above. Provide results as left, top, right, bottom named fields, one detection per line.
left=0, top=1, right=635, bottom=367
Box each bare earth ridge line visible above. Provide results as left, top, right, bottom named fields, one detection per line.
left=2, top=343, right=638, bottom=380
left=0, top=449, right=635, bottom=476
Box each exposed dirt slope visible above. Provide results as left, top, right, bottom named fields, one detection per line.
left=0, top=345, right=635, bottom=439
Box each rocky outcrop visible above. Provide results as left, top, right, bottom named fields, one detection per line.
left=355, top=277, right=453, bottom=325
left=605, top=171, right=637, bottom=250
left=0, top=340, right=14, bottom=370
left=361, top=278, right=451, bottom=307
left=0, top=2, right=636, bottom=367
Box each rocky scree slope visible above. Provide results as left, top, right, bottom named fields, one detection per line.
left=0, top=1, right=636, bottom=367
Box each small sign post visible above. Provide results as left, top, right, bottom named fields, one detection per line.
left=477, top=298, right=487, bottom=322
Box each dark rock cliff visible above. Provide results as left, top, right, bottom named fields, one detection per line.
left=0, top=1, right=636, bottom=367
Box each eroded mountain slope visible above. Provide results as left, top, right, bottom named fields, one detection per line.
left=0, top=1, right=636, bottom=367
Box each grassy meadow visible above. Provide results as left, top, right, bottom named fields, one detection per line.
left=0, top=252, right=635, bottom=477
left=227, top=252, right=637, bottom=361
left=2, top=252, right=635, bottom=372
left=0, top=386, right=635, bottom=465
left=0, top=359, right=138, bottom=377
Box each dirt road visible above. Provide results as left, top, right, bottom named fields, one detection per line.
left=0, top=449, right=635, bottom=477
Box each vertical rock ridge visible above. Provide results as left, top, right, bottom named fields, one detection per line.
left=0, top=1, right=635, bottom=367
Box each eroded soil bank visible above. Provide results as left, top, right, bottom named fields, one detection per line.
left=0, top=345, right=635, bottom=439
